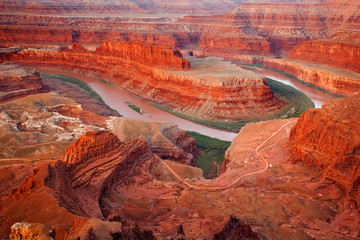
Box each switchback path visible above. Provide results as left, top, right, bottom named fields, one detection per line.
left=160, top=119, right=297, bottom=191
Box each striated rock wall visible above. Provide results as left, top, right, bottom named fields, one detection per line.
left=0, top=63, right=42, bottom=100
left=62, top=131, right=123, bottom=165
left=290, top=93, right=360, bottom=207
left=96, top=40, right=190, bottom=69
left=111, top=118, right=200, bottom=166
left=0, top=25, right=179, bottom=49
left=0, top=40, right=189, bottom=71
left=198, top=35, right=271, bottom=56
left=289, top=39, right=360, bottom=74
left=179, top=0, right=360, bottom=55
left=258, top=58, right=360, bottom=96
left=58, top=130, right=157, bottom=218
left=0, top=42, right=282, bottom=121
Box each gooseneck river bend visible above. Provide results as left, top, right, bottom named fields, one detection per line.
left=41, top=67, right=336, bottom=141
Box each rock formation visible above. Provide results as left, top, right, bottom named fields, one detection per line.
left=1, top=42, right=283, bottom=121
left=181, top=0, right=360, bottom=56
left=290, top=93, right=360, bottom=207
left=289, top=37, right=360, bottom=74
left=0, top=62, right=42, bottom=100
left=62, top=131, right=123, bottom=165
left=2, top=116, right=360, bottom=239
left=0, top=91, right=110, bottom=159
left=111, top=118, right=200, bottom=166
left=0, top=0, right=325, bottom=16
left=1, top=130, right=158, bottom=239
left=10, top=222, right=55, bottom=240
left=213, top=215, right=260, bottom=240
left=57, top=131, right=157, bottom=218
left=258, top=57, right=360, bottom=96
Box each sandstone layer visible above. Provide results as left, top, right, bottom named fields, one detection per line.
left=0, top=92, right=109, bottom=159
left=0, top=0, right=339, bottom=57
left=0, top=62, right=42, bottom=100
left=0, top=0, right=325, bottom=17
left=0, top=42, right=283, bottom=121
left=180, top=0, right=360, bottom=56
left=217, top=54, right=360, bottom=96
left=289, top=37, right=360, bottom=74
left=290, top=93, right=360, bottom=207
left=0, top=66, right=113, bottom=160
left=111, top=118, right=200, bottom=166
left=258, top=58, right=360, bottom=96
left=2, top=118, right=360, bottom=239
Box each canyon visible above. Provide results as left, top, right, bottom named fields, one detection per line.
left=0, top=41, right=284, bottom=121
left=0, top=0, right=360, bottom=239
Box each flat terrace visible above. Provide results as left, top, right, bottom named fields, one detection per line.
left=163, top=55, right=262, bottom=83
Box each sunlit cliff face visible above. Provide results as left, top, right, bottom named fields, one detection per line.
left=0, top=0, right=360, bottom=239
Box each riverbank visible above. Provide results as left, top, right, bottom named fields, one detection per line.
left=37, top=68, right=238, bottom=141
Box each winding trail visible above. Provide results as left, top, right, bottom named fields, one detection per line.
left=160, top=119, right=297, bottom=191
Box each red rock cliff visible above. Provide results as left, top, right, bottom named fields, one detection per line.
left=258, top=58, right=360, bottom=96
left=62, top=131, right=123, bottom=165
left=58, top=130, right=156, bottom=218
left=290, top=93, right=360, bottom=207
left=1, top=42, right=283, bottom=121
left=0, top=63, right=42, bottom=99
left=289, top=38, right=360, bottom=74
left=96, top=40, right=190, bottom=69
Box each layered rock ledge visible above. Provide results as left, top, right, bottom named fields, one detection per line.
left=290, top=93, right=360, bottom=207
left=1, top=41, right=283, bottom=121
left=0, top=62, right=42, bottom=100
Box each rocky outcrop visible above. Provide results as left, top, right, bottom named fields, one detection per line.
left=198, top=35, right=271, bottom=57
left=10, top=222, right=55, bottom=240
left=0, top=63, right=42, bottom=100
left=96, top=40, right=189, bottom=69
left=213, top=216, right=259, bottom=240
left=56, top=130, right=158, bottom=217
left=111, top=118, right=200, bottom=166
left=1, top=42, right=283, bottom=121
left=62, top=131, right=123, bottom=165
left=0, top=24, right=179, bottom=49
left=290, top=93, right=360, bottom=207
left=289, top=39, right=360, bottom=74
left=0, top=129, right=158, bottom=239
left=0, top=91, right=110, bottom=159
left=1, top=41, right=189, bottom=70
left=259, top=58, right=360, bottom=96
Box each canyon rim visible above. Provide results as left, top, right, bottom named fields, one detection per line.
left=0, top=0, right=359, bottom=239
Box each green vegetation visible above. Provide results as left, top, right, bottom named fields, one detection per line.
left=241, top=66, right=257, bottom=71
left=236, top=61, right=344, bottom=98
left=187, top=131, right=231, bottom=179
left=98, top=78, right=117, bottom=87
left=263, top=66, right=344, bottom=98
left=40, top=73, right=120, bottom=115
left=125, top=102, right=144, bottom=114
left=151, top=103, right=249, bottom=132
left=266, top=78, right=314, bottom=118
